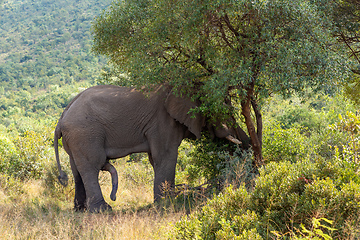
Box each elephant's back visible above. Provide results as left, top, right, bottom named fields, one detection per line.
left=71, top=85, right=164, bottom=105
left=58, top=84, right=166, bottom=152
left=72, top=85, right=159, bottom=111
left=62, top=85, right=130, bottom=119
left=59, top=84, right=166, bottom=130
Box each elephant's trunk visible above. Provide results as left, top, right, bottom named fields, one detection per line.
left=102, top=162, right=118, bottom=201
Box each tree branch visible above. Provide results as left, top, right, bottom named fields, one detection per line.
left=217, top=21, right=236, bottom=50
left=197, top=45, right=215, bottom=74
left=222, top=14, right=248, bottom=39
left=340, top=31, right=360, bottom=65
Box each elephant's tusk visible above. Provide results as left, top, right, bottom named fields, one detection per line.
left=225, top=135, right=242, bottom=145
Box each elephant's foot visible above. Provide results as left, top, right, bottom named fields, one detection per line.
left=88, top=200, right=112, bottom=213
left=74, top=199, right=87, bottom=212
left=74, top=204, right=87, bottom=212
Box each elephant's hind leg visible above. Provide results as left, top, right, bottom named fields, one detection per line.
left=69, top=155, right=87, bottom=211
left=73, top=151, right=112, bottom=213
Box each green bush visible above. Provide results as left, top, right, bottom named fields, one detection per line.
left=273, top=217, right=336, bottom=239
left=186, top=137, right=233, bottom=186
left=330, top=111, right=360, bottom=163
left=0, top=129, right=53, bottom=180
left=172, top=157, right=360, bottom=239
left=172, top=186, right=263, bottom=240
left=276, top=105, right=325, bottom=133
left=0, top=135, right=16, bottom=155
left=217, top=149, right=256, bottom=189
left=263, top=122, right=309, bottom=163
left=177, top=137, right=256, bottom=191
left=0, top=173, right=25, bottom=199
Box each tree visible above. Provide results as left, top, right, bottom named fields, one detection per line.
left=329, top=0, right=360, bottom=104
left=93, top=0, right=346, bottom=167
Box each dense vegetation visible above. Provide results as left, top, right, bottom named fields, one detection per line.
left=0, top=0, right=360, bottom=239
left=173, top=95, right=360, bottom=239
left=0, top=0, right=110, bottom=130
left=0, top=0, right=109, bottom=89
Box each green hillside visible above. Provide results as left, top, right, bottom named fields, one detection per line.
left=0, top=0, right=112, bottom=128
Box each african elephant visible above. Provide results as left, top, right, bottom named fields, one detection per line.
left=54, top=84, right=248, bottom=212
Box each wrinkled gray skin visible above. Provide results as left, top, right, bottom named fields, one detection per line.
left=54, top=85, right=248, bottom=212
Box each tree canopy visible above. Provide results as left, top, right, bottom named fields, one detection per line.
left=329, top=0, right=360, bottom=104
left=93, top=0, right=348, bottom=165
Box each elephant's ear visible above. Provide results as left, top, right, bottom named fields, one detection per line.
left=165, top=92, right=204, bottom=139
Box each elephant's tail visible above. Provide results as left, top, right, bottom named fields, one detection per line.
left=54, top=124, right=68, bottom=187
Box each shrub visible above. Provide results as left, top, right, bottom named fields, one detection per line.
left=1, top=129, right=53, bottom=180
left=0, top=135, right=16, bottom=157
left=263, top=121, right=309, bottom=163
left=177, top=136, right=256, bottom=191
left=172, top=186, right=263, bottom=240
left=0, top=173, right=24, bottom=199
left=273, top=217, right=336, bottom=239
left=172, top=158, right=360, bottom=239
left=0, top=135, right=16, bottom=173
left=276, top=105, right=325, bottom=133
left=185, top=137, right=233, bottom=187
left=217, top=149, right=256, bottom=189
left=330, top=111, right=360, bottom=163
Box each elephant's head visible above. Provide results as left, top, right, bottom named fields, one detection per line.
left=164, top=90, right=249, bottom=148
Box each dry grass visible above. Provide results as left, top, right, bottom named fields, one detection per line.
left=0, top=202, right=182, bottom=239
left=0, top=158, right=185, bottom=240
left=0, top=203, right=182, bottom=239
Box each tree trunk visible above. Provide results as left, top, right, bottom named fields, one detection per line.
left=241, top=97, right=263, bottom=168
left=244, top=49, right=264, bottom=168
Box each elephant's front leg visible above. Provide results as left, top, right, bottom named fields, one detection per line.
left=151, top=151, right=178, bottom=201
